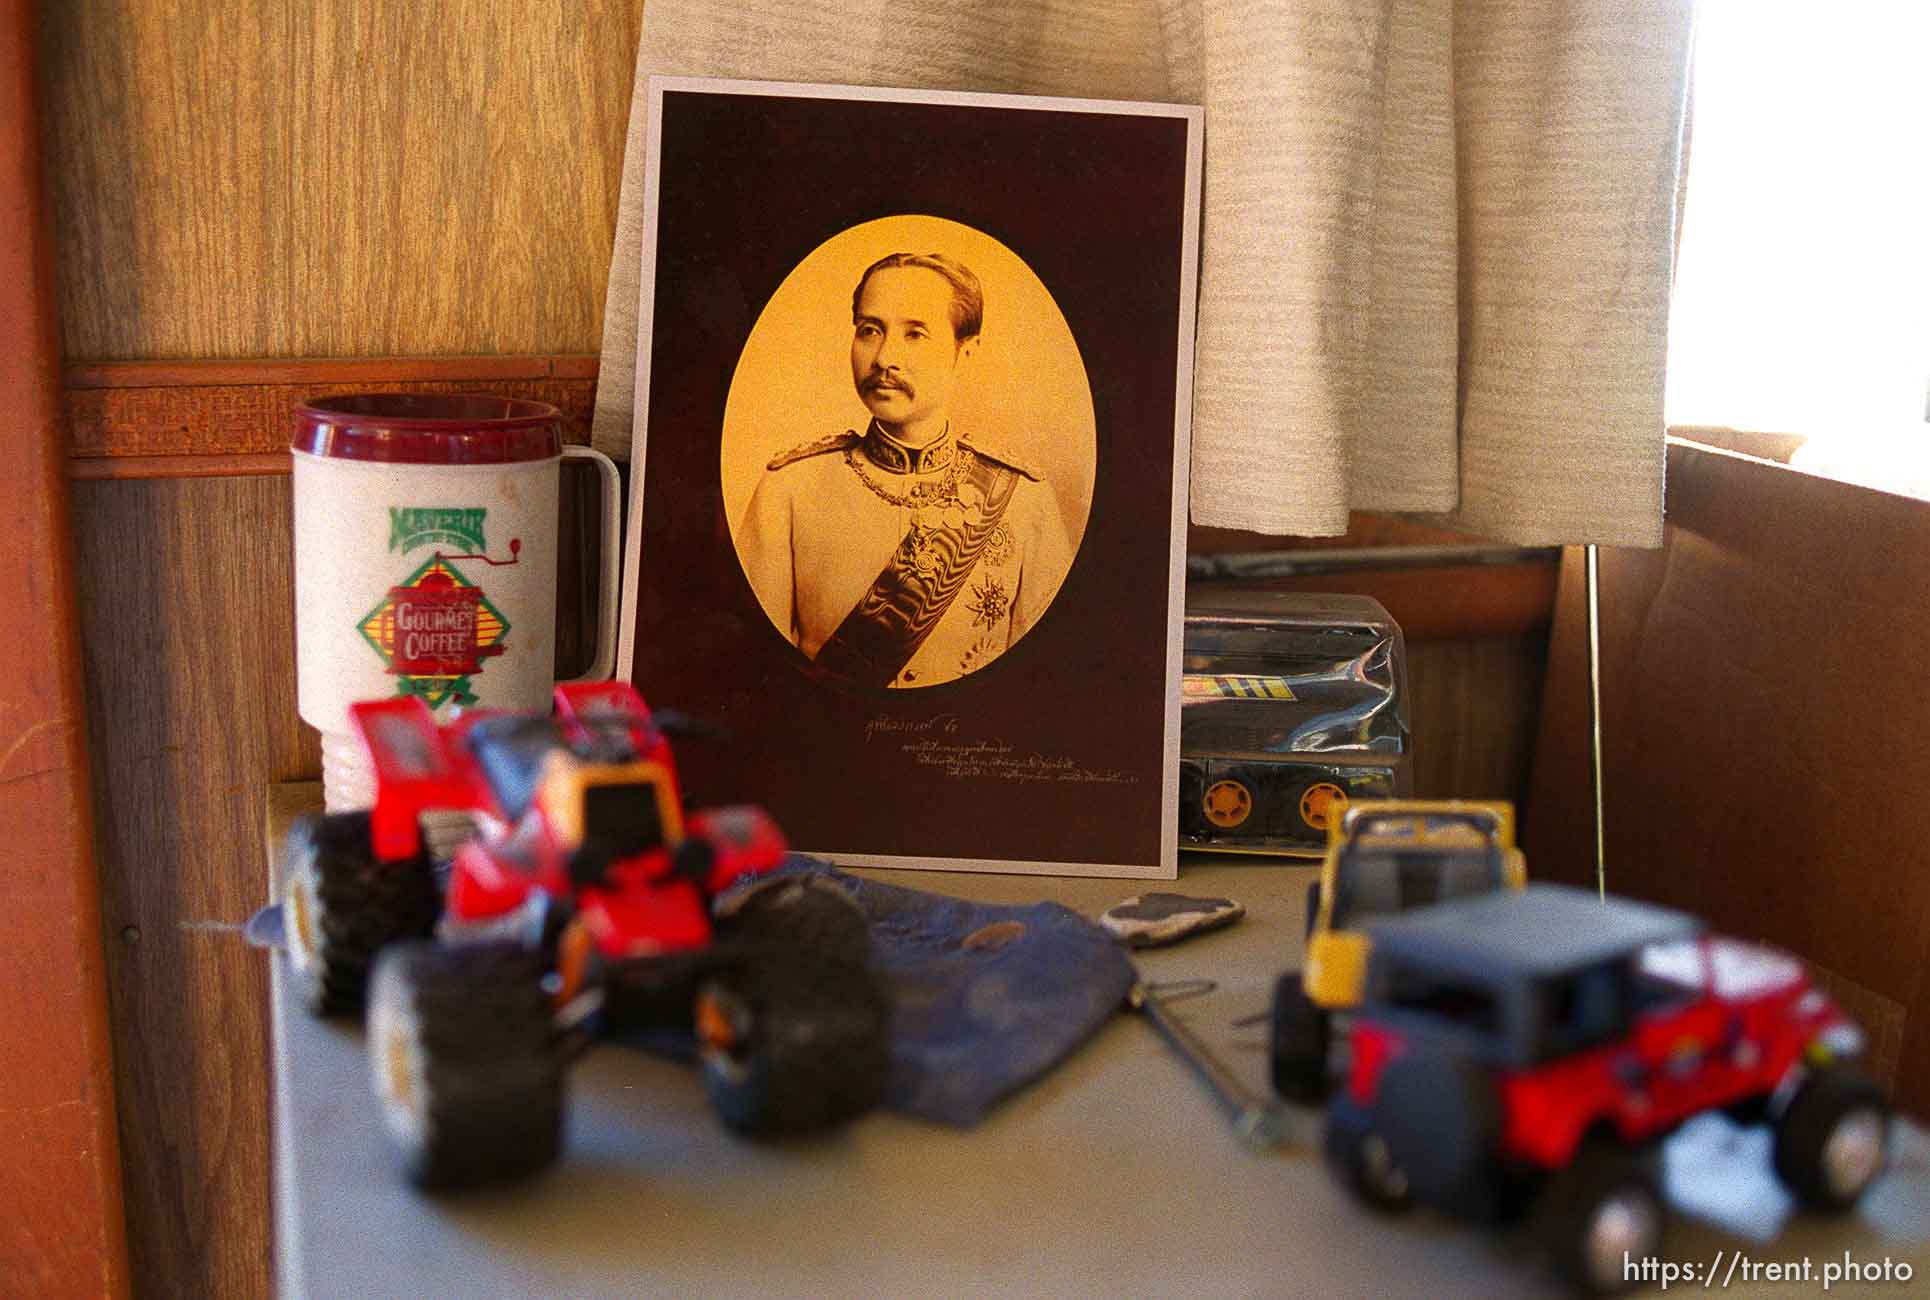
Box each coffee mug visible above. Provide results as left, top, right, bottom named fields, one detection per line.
left=292, top=393, right=621, bottom=809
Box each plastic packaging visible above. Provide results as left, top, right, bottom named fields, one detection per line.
left=1179, top=589, right=1410, bottom=856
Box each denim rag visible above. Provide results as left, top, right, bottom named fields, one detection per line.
left=780, top=857, right=1135, bottom=1126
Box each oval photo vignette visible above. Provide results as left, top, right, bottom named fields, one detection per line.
left=722, top=215, right=1096, bottom=691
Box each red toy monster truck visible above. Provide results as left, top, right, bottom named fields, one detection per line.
left=278, top=682, right=889, bottom=1188
left=1326, top=884, right=1888, bottom=1295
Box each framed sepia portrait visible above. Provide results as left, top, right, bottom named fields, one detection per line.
left=618, top=77, right=1201, bottom=878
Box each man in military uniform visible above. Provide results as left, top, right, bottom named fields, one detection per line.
left=738, top=251, right=1075, bottom=688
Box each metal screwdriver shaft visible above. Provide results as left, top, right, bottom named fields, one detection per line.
left=1130, top=980, right=1291, bottom=1150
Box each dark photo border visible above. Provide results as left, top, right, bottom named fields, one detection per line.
left=617, top=78, right=1201, bottom=877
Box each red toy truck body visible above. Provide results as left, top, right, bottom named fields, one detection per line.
left=1326, top=885, right=1888, bottom=1294
left=277, top=683, right=886, bottom=1189
left=347, top=684, right=783, bottom=959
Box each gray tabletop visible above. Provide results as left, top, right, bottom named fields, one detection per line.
left=273, top=858, right=1930, bottom=1299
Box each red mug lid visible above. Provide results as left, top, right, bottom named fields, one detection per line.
left=294, top=393, right=563, bottom=464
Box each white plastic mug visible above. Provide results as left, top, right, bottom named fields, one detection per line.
left=292, top=394, right=621, bottom=809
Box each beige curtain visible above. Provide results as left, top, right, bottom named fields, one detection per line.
left=594, top=0, right=1693, bottom=546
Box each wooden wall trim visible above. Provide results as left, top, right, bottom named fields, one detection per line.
left=71, top=452, right=293, bottom=481
left=1, top=1, right=132, bottom=1293
left=64, top=354, right=599, bottom=388
left=1232, top=560, right=1557, bottom=642
left=64, top=355, right=600, bottom=476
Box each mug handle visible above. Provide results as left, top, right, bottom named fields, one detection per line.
left=560, top=445, right=623, bottom=683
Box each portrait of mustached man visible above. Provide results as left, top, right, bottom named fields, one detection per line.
left=738, top=251, right=1076, bottom=688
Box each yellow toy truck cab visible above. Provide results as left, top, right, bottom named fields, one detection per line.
left=1270, top=799, right=1526, bottom=1102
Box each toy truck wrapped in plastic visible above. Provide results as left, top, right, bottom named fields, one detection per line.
left=1180, top=590, right=1410, bottom=855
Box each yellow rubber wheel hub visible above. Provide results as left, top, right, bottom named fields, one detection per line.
left=1299, top=781, right=1349, bottom=831
left=1203, top=779, right=1254, bottom=829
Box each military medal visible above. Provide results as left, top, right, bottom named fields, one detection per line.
left=984, top=522, right=1016, bottom=567
left=902, top=517, right=942, bottom=577
left=966, top=575, right=1010, bottom=629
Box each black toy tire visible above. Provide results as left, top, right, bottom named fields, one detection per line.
left=1773, top=1067, right=1890, bottom=1212
left=1374, top=1048, right=1500, bottom=1206
left=1541, top=1144, right=1664, bottom=1296
left=282, top=811, right=440, bottom=1016
left=1324, top=1098, right=1414, bottom=1213
left=1177, top=762, right=1208, bottom=837
left=695, top=951, right=890, bottom=1138
left=1269, top=972, right=1331, bottom=1104
left=365, top=940, right=563, bottom=1190
left=716, top=873, right=871, bottom=968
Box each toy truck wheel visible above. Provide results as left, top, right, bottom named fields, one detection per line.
left=1722, top=1093, right=1771, bottom=1128
left=1374, top=1049, right=1499, bottom=1206
left=1323, top=1098, right=1414, bottom=1213
left=365, top=940, right=563, bottom=1190
left=694, top=952, right=889, bottom=1138
left=1542, top=1145, right=1664, bottom=1296
left=1773, top=1068, right=1890, bottom=1212
left=1177, top=763, right=1208, bottom=836
left=1297, top=780, right=1349, bottom=834
left=1202, top=778, right=1254, bottom=830
left=715, top=873, right=871, bottom=968
left=282, top=811, right=440, bottom=1016
left=1269, top=972, right=1331, bottom=1103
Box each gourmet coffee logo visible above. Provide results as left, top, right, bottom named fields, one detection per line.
left=389, top=506, right=488, bottom=554
left=391, top=585, right=488, bottom=674
left=358, top=555, right=510, bottom=709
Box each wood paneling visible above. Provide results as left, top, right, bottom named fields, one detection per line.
left=1207, top=562, right=1556, bottom=644
left=1, top=1, right=130, bottom=1292
left=60, top=393, right=614, bottom=1291
left=43, top=7, right=639, bottom=1289
left=70, top=463, right=606, bottom=1296
left=1406, top=635, right=1547, bottom=804
left=71, top=476, right=310, bottom=1295
left=38, top=0, right=643, bottom=360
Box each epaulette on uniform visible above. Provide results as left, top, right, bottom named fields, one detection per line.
left=959, top=435, right=1045, bottom=482
left=767, top=430, right=862, bottom=472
